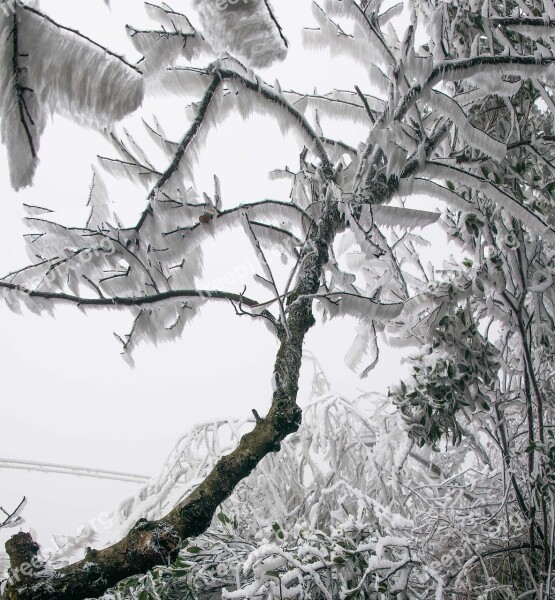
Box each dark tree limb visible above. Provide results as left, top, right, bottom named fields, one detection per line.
left=1, top=168, right=341, bottom=600
left=0, top=498, right=26, bottom=530
left=394, top=55, right=555, bottom=122
left=0, top=284, right=279, bottom=329
left=22, top=5, right=142, bottom=74
left=11, top=12, right=37, bottom=160
left=135, top=74, right=223, bottom=231
left=490, top=16, right=555, bottom=28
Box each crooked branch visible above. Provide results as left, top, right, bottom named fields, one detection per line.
left=2, top=179, right=341, bottom=600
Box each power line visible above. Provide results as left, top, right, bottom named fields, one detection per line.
left=0, top=458, right=149, bottom=484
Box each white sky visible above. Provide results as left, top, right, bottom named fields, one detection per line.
left=0, top=0, right=439, bottom=555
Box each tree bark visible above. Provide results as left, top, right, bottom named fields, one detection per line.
left=1, top=82, right=447, bottom=599
left=1, top=192, right=342, bottom=600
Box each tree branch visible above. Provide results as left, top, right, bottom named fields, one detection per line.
left=0, top=282, right=275, bottom=325
left=135, top=73, right=222, bottom=231
left=2, top=174, right=341, bottom=600
left=394, top=55, right=555, bottom=123
left=22, top=5, right=142, bottom=74
left=10, top=12, right=37, bottom=159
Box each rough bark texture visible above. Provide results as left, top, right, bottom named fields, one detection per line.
left=1, top=190, right=341, bottom=600
left=0, top=94, right=452, bottom=597
left=1, top=110, right=449, bottom=600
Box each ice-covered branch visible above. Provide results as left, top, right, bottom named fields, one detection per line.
left=21, top=5, right=141, bottom=73
left=0, top=4, right=144, bottom=189
left=135, top=73, right=222, bottom=230
left=0, top=281, right=270, bottom=313
left=216, top=67, right=333, bottom=177
left=2, top=173, right=344, bottom=600
left=394, top=55, right=555, bottom=123
left=0, top=498, right=26, bottom=531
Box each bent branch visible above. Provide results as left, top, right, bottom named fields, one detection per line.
left=1, top=175, right=340, bottom=600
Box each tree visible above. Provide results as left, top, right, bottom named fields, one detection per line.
left=1, top=0, right=555, bottom=597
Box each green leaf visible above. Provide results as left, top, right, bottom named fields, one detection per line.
left=266, top=570, right=281, bottom=578
left=472, top=14, right=484, bottom=31
left=218, top=511, right=231, bottom=524
left=186, top=546, right=202, bottom=554
left=172, top=569, right=189, bottom=577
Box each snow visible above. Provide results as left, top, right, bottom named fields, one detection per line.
left=426, top=89, right=507, bottom=162
left=1, top=1, right=555, bottom=597
left=422, top=162, right=555, bottom=243
left=193, top=0, right=288, bottom=69
left=0, top=5, right=143, bottom=190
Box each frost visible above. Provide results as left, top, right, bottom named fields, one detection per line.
left=0, top=5, right=143, bottom=189
left=372, top=205, right=440, bottom=230
left=344, top=321, right=379, bottom=377
left=1, top=2, right=554, bottom=598
left=193, top=0, right=287, bottom=68
left=427, top=89, right=507, bottom=162
left=423, top=162, right=555, bottom=242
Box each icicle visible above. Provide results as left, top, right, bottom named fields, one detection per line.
left=344, top=321, right=379, bottom=377
left=0, top=6, right=47, bottom=189
left=86, top=168, right=116, bottom=228
left=192, top=0, right=288, bottom=68
left=0, top=5, right=144, bottom=189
